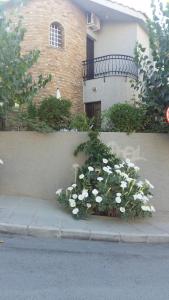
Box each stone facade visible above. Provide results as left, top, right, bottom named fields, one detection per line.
left=7, top=0, right=87, bottom=113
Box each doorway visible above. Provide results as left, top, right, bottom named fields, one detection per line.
left=85, top=101, right=101, bottom=127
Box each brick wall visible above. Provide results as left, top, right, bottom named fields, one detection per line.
left=7, top=0, right=86, bottom=113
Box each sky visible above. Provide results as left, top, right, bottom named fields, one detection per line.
left=0, top=0, right=168, bottom=15
left=116, top=0, right=167, bottom=15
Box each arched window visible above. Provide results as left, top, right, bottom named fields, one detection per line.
left=50, top=22, right=64, bottom=48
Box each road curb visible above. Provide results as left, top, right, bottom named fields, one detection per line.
left=0, top=223, right=169, bottom=243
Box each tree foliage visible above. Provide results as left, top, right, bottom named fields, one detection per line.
left=132, top=0, right=169, bottom=120
left=0, top=12, right=51, bottom=112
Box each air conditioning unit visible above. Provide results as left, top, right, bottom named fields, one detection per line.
left=87, top=12, right=101, bottom=32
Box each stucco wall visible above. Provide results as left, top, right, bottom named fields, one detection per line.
left=93, top=21, right=149, bottom=58
left=0, top=132, right=169, bottom=212
left=83, top=77, right=135, bottom=110
left=85, top=22, right=141, bottom=105
left=7, top=0, right=86, bottom=113
left=84, top=22, right=149, bottom=106
left=94, top=22, right=137, bottom=57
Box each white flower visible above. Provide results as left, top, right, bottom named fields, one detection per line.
left=115, top=197, right=121, bottom=204
left=88, top=166, right=94, bottom=172
left=103, top=166, right=112, bottom=174
left=103, top=158, right=108, bottom=164
left=150, top=205, right=156, bottom=213
left=133, top=193, right=143, bottom=201
left=107, top=170, right=112, bottom=175
left=126, top=177, right=133, bottom=183
left=120, top=207, right=125, bottom=213
left=69, top=199, right=76, bottom=208
left=141, top=205, right=147, bottom=211
left=103, top=166, right=108, bottom=172
left=72, top=208, right=79, bottom=215
left=86, top=203, right=92, bottom=208
left=121, top=173, right=129, bottom=180
left=115, top=170, right=122, bottom=175
left=119, top=163, right=124, bottom=168
left=141, top=205, right=151, bottom=212
left=72, top=194, right=78, bottom=200
left=92, top=189, right=99, bottom=196
left=0, top=159, right=4, bottom=165
left=72, top=184, right=77, bottom=188
left=56, top=189, right=62, bottom=195
left=125, top=159, right=135, bottom=168
left=78, top=194, right=84, bottom=201
left=67, top=186, right=73, bottom=191
left=128, top=162, right=135, bottom=168
left=134, top=166, right=140, bottom=172
left=145, top=179, right=154, bottom=189
left=137, top=181, right=144, bottom=188
left=82, top=189, right=89, bottom=198
left=116, top=193, right=122, bottom=197
left=114, top=165, right=120, bottom=169
left=125, top=159, right=131, bottom=164
left=96, top=196, right=103, bottom=203
left=97, top=177, right=104, bottom=182
left=79, top=174, right=85, bottom=180
left=120, top=181, right=127, bottom=189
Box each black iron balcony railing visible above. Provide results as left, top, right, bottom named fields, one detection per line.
left=83, top=54, right=138, bottom=81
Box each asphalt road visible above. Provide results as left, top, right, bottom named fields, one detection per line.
left=0, top=234, right=169, bottom=300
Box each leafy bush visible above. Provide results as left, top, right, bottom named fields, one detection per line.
left=56, top=131, right=155, bottom=219
left=38, top=96, right=71, bottom=130
left=140, top=106, right=169, bottom=133
left=102, top=103, right=169, bottom=133
left=132, top=0, right=169, bottom=124
left=7, top=102, right=53, bottom=133
left=23, top=102, right=52, bottom=132
left=70, top=113, right=91, bottom=131
left=27, top=102, right=38, bottom=119
left=74, top=130, right=117, bottom=166
left=102, top=103, right=146, bottom=133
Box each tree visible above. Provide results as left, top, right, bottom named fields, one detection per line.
left=0, top=11, right=51, bottom=113
left=132, top=0, right=169, bottom=122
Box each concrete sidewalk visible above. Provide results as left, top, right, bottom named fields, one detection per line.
left=0, top=195, right=169, bottom=243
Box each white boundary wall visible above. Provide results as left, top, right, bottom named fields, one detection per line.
left=0, top=132, right=169, bottom=212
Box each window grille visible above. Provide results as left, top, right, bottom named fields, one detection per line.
left=50, top=22, right=64, bottom=48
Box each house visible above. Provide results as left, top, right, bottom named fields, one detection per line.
left=3, top=0, right=149, bottom=118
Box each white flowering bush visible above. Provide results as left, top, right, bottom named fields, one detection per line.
left=56, top=131, right=155, bottom=220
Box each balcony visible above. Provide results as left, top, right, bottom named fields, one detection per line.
left=82, top=54, right=138, bottom=81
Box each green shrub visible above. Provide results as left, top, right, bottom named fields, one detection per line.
left=70, top=113, right=91, bottom=131
left=25, top=118, right=53, bottom=133
left=102, top=103, right=146, bottom=133
left=38, top=96, right=71, bottom=130
left=74, top=130, right=117, bottom=166
left=6, top=101, right=53, bottom=133
left=56, top=131, right=155, bottom=219
left=11, top=109, right=53, bottom=133
left=27, top=102, right=38, bottom=119
left=140, top=106, right=169, bottom=133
